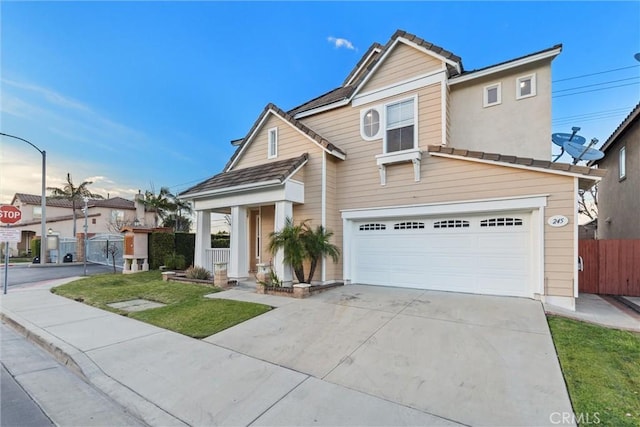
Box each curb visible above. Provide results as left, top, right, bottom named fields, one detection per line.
left=0, top=308, right=188, bottom=427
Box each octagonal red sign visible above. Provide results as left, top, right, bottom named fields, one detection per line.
left=0, top=205, right=22, bottom=224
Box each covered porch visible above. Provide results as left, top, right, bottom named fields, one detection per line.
left=181, top=154, right=308, bottom=285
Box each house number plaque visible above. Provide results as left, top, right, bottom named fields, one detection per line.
left=548, top=215, right=569, bottom=227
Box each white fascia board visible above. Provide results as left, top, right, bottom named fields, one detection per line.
left=429, top=152, right=603, bottom=182
left=184, top=180, right=282, bottom=201
left=193, top=180, right=304, bottom=211
left=344, top=47, right=382, bottom=87
left=227, top=109, right=343, bottom=171
left=352, top=70, right=445, bottom=107
left=293, top=99, right=350, bottom=119
left=396, top=37, right=461, bottom=74
left=341, top=194, right=549, bottom=220
left=449, top=47, right=562, bottom=86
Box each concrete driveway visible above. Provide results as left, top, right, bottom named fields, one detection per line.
left=206, top=285, right=574, bottom=426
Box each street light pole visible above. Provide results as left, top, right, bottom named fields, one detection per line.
left=0, top=133, right=47, bottom=264
left=83, top=196, right=88, bottom=276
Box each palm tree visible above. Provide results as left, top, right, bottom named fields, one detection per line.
left=143, top=186, right=176, bottom=227
left=47, top=173, right=104, bottom=238
left=268, top=217, right=307, bottom=283
left=169, top=198, right=193, bottom=232
left=302, top=225, right=340, bottom=283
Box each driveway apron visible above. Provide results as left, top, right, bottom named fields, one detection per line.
left=207, top=285, right=574, bottom=427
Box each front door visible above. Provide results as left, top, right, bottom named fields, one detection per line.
left=249, top=210, right=261, bottom=272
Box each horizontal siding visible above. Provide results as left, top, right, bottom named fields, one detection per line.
left=232, top=114, right=323, bottom=170
left=362, top=43, right=443, bottom=93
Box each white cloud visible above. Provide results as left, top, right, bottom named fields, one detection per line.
left=327, top=36, right=356, bottom=51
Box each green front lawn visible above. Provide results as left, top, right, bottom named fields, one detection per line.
left=548, top=316, right=640, bottom=426
left=52, top=271, right=271, bottom=338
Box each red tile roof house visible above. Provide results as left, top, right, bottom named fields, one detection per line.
left=180, top=30, right=604, bottom=311
left=8, top=193, right=155, bottom=258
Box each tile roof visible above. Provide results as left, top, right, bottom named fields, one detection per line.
left=290, top=30, right=463, bottom=117
left=13, top=193, right=137, bottom=209
left=224, top=103, right=344, bottom=172
left=451, top=44, right=563, bottom=81
left=180, top=153, right=308, bottom=198
left=427, top=145, right=606, bottom=178
left=341, top=42, right=383, bottom=87
left=596, top=101, right=640, bottom=156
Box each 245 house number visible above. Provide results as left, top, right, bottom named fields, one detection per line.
left=548, top=215, right=569, bottom=227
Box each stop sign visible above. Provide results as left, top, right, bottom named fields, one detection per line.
left=0, top=205, right=22, bottom=224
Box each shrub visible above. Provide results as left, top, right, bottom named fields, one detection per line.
left=149, top=232, right=174, bottom=270
left=164, top=252, right=186, bottom=270
left=185, top=266, right=211, bottom=280
left=30, top=238, right=41, bottom=259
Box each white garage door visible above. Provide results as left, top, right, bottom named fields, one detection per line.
left=351, top=213, right=531, bottom=297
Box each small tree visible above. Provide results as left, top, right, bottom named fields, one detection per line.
left=103, top=240, right=119, bottom=273
left=268, top=218, right=340, bottom=284
left=303, top=225, right=340, bottom=283
left=268, top=218, right=307, bottom=283
left=578, top=183, right=598, bottom=221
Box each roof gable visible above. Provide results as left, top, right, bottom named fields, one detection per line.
left=181, top=153, right=308, bottom=198
left=224, top=103, right=345, bottom=172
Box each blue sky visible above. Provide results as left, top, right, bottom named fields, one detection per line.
left=1, top=1, right=639, bottom=204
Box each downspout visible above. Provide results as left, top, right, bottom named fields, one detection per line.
left=321, top=151, right=327, bottom=282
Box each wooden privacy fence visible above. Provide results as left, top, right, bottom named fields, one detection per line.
left=578, top=239, right=640, bottom=296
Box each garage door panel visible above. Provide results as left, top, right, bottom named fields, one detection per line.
left=351, top=212, right=532, bottom=297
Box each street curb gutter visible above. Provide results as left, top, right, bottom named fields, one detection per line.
left=1, top=309, right=189, bottom=427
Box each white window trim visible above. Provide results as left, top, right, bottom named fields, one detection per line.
left=382, top=94, right=419, bottom=154
left=267, top=127, right=278, bottom=159
left=619, top=146, right=626, bottom=180
left=483, top=82, right=502, bottom=107
left=516, top=73, right=537, bottom=100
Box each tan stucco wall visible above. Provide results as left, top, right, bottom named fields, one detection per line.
left=596, top=122, right=640, bottom=239
left=449, top=61, right=553, bottom=160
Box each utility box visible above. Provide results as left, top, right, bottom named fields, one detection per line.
left=120, top=226, right=152, bottom=274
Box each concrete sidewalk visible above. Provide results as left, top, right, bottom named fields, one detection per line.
left=544, top=293, right=640, bottom=332
left=0, top=281, right=459, bottom=427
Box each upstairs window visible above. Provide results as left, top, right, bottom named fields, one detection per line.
left=619, top=146, right=626, bottom=180
left=362, top=109, right=381, bottom=139
left=385, top=97, right=416, bottom=153
left=483, top=83, right=501, bottom=107
left=33, top=206, right=42, bottom=219
left=268, top=127, right=278, bottom=159
left=516, top=74, right=536, bottom=99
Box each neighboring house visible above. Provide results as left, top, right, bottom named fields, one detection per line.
left=8, top=192, right=154, bottom=256
left=578, top=218, right=597, bottom=240
left=180, top=30, right=604, bottom=311
left=590, top=102, right=640, bottom=239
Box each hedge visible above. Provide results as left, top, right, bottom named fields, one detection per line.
left=148, top=233, right=229, bottom=270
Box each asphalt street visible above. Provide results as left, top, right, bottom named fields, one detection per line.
left=1, top=263, right=115, bottom=288
left=1, top=363, right=54, bottom=427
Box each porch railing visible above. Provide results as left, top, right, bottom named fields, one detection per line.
left=203, top=248, right=230, bottom=273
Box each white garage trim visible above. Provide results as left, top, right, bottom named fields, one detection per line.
left=342, top=195, right=547, bottom=298
left=341, top=194, right=548, bottom=220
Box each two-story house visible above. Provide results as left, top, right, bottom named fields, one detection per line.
left=591, top=102, right=639, bottom=239
left=180, top=30, right=604, bottom=311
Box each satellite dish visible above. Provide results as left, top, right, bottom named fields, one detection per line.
left=563, top=140, right=604, bottom=163
left=552, top=132, right=586, bottom=147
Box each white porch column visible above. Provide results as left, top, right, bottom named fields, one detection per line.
left=274, top=201, right=293, bottom=284
left=229, top=206, right=249, bottom=279
left=194, top=211, right=211, bottom=268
